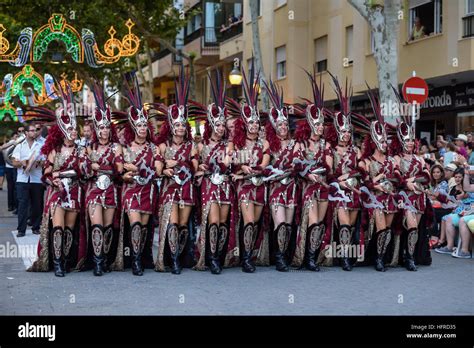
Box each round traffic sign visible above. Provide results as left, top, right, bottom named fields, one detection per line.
left=402, top=76, right=428, bottom=104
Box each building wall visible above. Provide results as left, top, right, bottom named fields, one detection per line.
left=239, top=0, right=474, bottom=105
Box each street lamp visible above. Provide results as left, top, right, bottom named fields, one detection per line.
left=229, top=67, right=243, bottom=86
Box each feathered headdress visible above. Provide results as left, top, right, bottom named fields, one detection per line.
left=329, top=72, right=353, bottom=141
left=262, top=78, right=288, bottom=130
left=167, top=65, right=190, bottom=134
left=366, top=82, right=387, bottom=152
left=207, top=69, right=227, bottom=131
left=302, top=65, right=326, bottom=134
left=91, top=80, right=111, bottom=138
left=123, top=72, right=148, bottom=134
left=391, top=84, right=415, bottom=150
left=240, top=57, right=260, bottom=125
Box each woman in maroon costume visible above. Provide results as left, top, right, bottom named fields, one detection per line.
left=261, top=79, right=299, bottom=272
left=359, top=86, right=400, bottom=272
left=155, top=68, right=198, bottom=275
left=193, top=71, right=234, bottom=274
left=228, top=64, right=270, bottom=273
left=83, top=82, right=123, bottom=276
left=327, top=74, right=362, bottom=271
left=391, top=110, right=430, bottom=271
left=111, top=74, right=162, bottom=276
left=291, top=69, right=333, bottom=271
left=28, top=83, right=85, bottom=277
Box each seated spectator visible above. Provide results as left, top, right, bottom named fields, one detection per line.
left=427, top=164, right=450, bottom=247
left=454, top=216, right=473, bottom=258
left=444, top=163, right=457, bottom=188
left=435, top=169, right=471, bottom=256
left=410, top=17, right=426, bottom=41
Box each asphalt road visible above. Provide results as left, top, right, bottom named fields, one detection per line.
left=0, top=189, right=472, bottom=315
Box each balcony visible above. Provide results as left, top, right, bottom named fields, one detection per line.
left=218, top=20, right=243, bottom=43
left=462, top=14, right=474, bottom=38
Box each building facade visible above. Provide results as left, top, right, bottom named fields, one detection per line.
left=147, top=0, right=474, bottom=138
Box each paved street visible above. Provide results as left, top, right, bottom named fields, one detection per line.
left=0, top=189, right=472, bottom=316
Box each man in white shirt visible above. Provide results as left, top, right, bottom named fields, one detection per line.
left=1, top=132, right=19, bottom=213
left=11, top=123, right=45, bottom=237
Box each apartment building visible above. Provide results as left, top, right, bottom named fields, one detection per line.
left=148, top=0, right=474, bottom=138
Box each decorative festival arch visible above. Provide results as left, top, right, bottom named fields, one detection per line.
left=31, top=14, right=83, bottom=63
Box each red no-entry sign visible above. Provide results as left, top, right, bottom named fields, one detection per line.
left=402, top=76, right=428, bottom=104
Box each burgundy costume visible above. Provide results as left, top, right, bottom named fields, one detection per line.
left=28, top=85, right=85, bottom=275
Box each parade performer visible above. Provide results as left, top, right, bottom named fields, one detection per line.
left=327, top=74, right=362, bottom=271
left=111, top=73, right=162, bottom=276
left=82, top=82, right=123, bottom=276
left=391, top=102, right=430, bottom=271
left=28, top=83, right=85, bottom=277
left=261, top=78, right=299, bottom=272
left=228, top=63, right=270, bottom=273
left=154, top=68, right=198, bottom=275
left=193, top=71, right=234, bottom=274
left=291, top=69, right=333, bottom=271
left=359, top=86, right=400, bottom=272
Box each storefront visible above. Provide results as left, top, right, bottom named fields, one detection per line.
left=416, top=82, right=474, bottom=143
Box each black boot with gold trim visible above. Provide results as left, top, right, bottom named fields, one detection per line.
left=339, top=224, right=353, bottom=271
left=130, top=221, right=143, bottom=276
left=405, top=227, right=418, bottom=271
left=241, top=222, right=256, bottom=273
left=51, top=226, right=65, bottom=277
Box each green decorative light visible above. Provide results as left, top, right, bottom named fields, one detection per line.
left=0, top=104, right=18, bottom=121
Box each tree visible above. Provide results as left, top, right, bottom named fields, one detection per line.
left=0, top=0, right=187, bottom=106
left=347, top=0, right=402, bottom=124
left=249, top=0, right=269, bottom=111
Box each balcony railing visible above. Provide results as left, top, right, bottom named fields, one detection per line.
left=462, top=14, right=474, bottom=38
left=219, top=21, right=243, bottom=43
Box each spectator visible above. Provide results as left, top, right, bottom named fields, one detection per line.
left=228, top=14, right=238, bottom=26
left=78, top=121, right=93, bottom=148
left=410, top=17, right=426, bottom=41
left=220, top=24, right=228, bottom=32
left=454, top=216, right=473, bottom=258
left=0, top=142, right=4, bottom=189
left=11, top=123, right=44, bottom=237
left=444, top=163, right=457, bottom=188
left=443, top=142, right=458, bottom=166
left=467, top=132, right=473, bottom=144
left=454, top=133, right=468, bottom=160
left=427, top=164, right=450, bottom=247
left=1, top=132, right=19, bottom=213
left=467, top=143, right=474, bottom=165
left=435, top=136, right=447, bottom=159
left=435, top=191, right=473, bottom=258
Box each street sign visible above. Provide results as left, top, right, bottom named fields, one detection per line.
left=402, top=76, right=428, bottom=104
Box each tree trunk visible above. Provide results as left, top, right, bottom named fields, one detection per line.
left=249, top=0, right=269, bottom=111
left=348, top=0, right=401, bottom=124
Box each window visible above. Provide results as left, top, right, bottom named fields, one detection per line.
left=408, top=0, right=442, bottom=41
left=314, top=36, right=328, bottom=73
left=345, top=26, right=353, bottom=65
left=370, top=30, right=376, bottom=54
left=467, top=0, right=474, bottom=15
left=275, top=0, right=287, bottom=8
left=276, top=45, right=286, bottom=79
left=463, top=0, right=474, bottom=37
